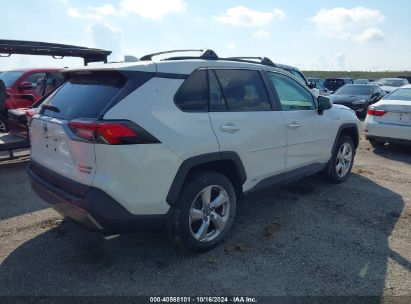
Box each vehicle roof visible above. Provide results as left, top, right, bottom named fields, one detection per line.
left=343, top=83, right=376, bottom=86
left=5, top=68, right=63, bottom=73
left=379, top=78, right=405, bottom=80
left=325, top=77, right=352, bottom=80
left=63, top=58, right=288, bottom=75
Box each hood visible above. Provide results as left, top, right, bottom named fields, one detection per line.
left=331, top=94, right=370, bottom=104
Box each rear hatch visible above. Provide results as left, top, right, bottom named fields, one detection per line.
left=30, top=69, right=154, bottom=187
left=371, top=100, right=411, bottom=126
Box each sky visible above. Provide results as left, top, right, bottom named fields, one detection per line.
left=0, top=0, right=410, bottom=71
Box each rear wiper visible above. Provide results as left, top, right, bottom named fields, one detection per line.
left=41, top=104, right=60, bottom=113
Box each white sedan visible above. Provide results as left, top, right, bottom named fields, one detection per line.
left=364, top=85, right=411, bottom=147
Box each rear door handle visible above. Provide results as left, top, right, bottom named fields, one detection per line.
left=220, top=124, right=240, bottom=133
left=287, top=122, right=301, bottom=129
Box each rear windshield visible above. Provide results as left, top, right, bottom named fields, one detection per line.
left=335, top=85, right=372, bottom=95
left=384, top=88, right=411, bottom=101
left=324, top=79, right=345, bottom=91
left=0, top=71, right=24, bottom=87
left=377, top=79, right=404, bottom=87
left=41, top=73, right=125, bottom=120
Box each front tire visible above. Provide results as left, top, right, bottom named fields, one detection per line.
left=172, top=170, right=236, bottom=252
left=325, top=135, right=355, bottom=184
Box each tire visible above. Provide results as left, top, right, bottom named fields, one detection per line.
left=171, top=170, right=236, bottom=252
left=0, top=114, right=9, bottom=133
left=325, top=135, right=355, bottom=184
left=369, top=138, right=385, bottom=148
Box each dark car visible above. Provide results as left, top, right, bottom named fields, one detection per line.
left=331, top=84, right=385, bottom=118
left=324, top=78, right=354, bottom=92
left=398, top=76, right=411, bottom=83
left=308, top=77, right=332, bottom=95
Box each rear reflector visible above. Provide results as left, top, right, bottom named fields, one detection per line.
left=68, top=120, right=159, bottom=145
left=367, top=107, right=386, bottom=117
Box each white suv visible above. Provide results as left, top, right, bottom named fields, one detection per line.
left=28, top=50, right=360, bottom=251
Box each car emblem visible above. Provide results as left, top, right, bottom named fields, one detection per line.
left=42, top=122, right=48, bottom=133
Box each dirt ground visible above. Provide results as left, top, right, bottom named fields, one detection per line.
left=0, top=134, right=410, bottom=296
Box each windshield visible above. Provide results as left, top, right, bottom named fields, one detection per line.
left=335, top=85, right=372, bottom=95
left=0, top=71, right=24, bottom=87
left=384, top=88, right=411, bottom=101
left=378, top=79, right=404, bottom=87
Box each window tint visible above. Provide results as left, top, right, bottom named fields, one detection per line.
left=41, top=74, right=125, bottom=120
left=214, top=70, right=271, bottom=111
left=292, top=70, right=307, bottom=85
left=23, top=72, right=47, bottom=89
left=174, top=70, right=208, bottom=112
left=268, top=72, right=315, bottom=111
left=52, top=72, right=65, bottom=86
left=0, top=71, right=24, bottom=87
left=209, top=71, right=227, bottom=111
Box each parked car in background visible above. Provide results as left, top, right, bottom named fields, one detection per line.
left=324, top=78, right=354, bottom=93
left=331, top=84, right=385, bottom=118
left=308, top=77, right=332, bottom=96
left=27, top=50, right=359, bottom=251
left=364, top=85, right=411, bottom=147
left=398, top=76, right=411, bottom=84
left=377, top=78, right=409, bottom=94
left=354, top=79, right=369, bottom=84
left=0, top=68, right=64, bottom=132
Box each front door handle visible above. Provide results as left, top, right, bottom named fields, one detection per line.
left=287, top=122, right=301, bottom=129
left=220, top=123, right=240, bottom=133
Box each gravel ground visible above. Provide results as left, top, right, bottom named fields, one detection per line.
left=0, top=134, right=410, bottom=296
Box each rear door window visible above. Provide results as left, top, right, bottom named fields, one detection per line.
left=213, top=69, right=271, bottom=111
left=41, top=73, right=125, bottom=120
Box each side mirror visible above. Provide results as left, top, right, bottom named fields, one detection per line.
left=308, top=81, right=316, bottom=89
left=19, top=81, right=33, bottom=90
left=317, top=95, right=331, bottom=115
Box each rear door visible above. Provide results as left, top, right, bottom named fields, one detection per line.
left=208, top=69, right=287, bottom=190
left=30, top=71, right=128, bottom=185
left=266, top=71, right=332, bottom=172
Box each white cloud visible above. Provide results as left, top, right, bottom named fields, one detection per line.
left=120, top=0, right=186, bottom=20
left=92, top=4, right=117, bottom=15
left=67, top=8, right=101, bottom=20
left=253, top=30, right=270, bottom=39
left=310, top=7, right=385, bottom=42
left=215, top=6, right=285, bottom=28
left=227, top=43, right=236, bottom=50
left=89, top=21, right=125, bottom=61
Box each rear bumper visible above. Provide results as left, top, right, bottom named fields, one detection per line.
left=28, top=161, right=166, bottom=233
left=364, top=119, right=411, bottom=141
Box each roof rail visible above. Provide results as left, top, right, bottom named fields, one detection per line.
left=140, top=49, right=218, bottom=61
left=226, top=57, right=277, bottom=67
left=0, top=39, right=111, bottom=66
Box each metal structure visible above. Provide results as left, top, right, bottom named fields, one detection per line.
left=0, top=39, right=111, bottom=65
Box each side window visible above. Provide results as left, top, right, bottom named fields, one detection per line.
left=213, top=69, right=271, bottom=111
left=174, top=70, right=208, bottom=112
left=209, top=71, right=227, bottom=111
left=22, top=72, right=47, bottom=89
left=268, top=72, right=315, bottom=111
left=292, top=70, right=307, bottom=85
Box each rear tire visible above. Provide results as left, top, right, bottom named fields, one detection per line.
left=171, top=170, right=236, bottom=252
left=0, top=114, right=9, bottom=133
left=325, top=135, right=355, bottom=184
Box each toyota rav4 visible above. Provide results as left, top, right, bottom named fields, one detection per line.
left=28, top=50, right=360, bottom=252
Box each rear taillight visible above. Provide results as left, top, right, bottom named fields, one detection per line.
left=367, top=107, right=386, bottom=117
left=68, top=120, right=159, bottom=145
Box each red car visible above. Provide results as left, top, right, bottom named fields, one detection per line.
left=0, top=68, right=64, bottom=132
